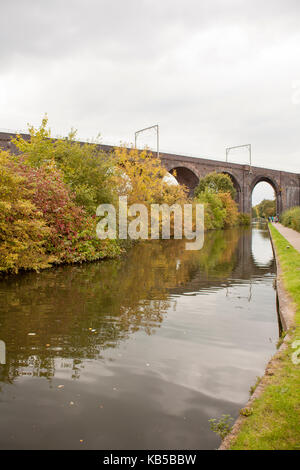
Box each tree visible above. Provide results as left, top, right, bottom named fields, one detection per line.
left=253, top=199, right=276, bottom=219
left=194, top=172, right=236, bottom=199
left=0, top=151, right=51, bottom=273
left=12, top=117, right=116, bottom=214
left=195, top=188, right=238, bottom=229
left=112, top=146, right=188, bottom=205
left=15, top=160, right=121, bottom=264
left=218, top=192, right=239, bottom=227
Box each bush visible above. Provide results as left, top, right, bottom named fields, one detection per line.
left=0, top=152, right=52, bottom=273
left=112, top=146, right=188, bottom=206
left=218, top=192, right=238, bottom=228
left=12, top=117, right=116, bottom=214
left=195, top=189, right=226, bottom=229
left=280, top=206, right=300, bottom=232
left=0, top=149, right=121, bottom=274
left=15, top=160, right=121, bottom=264
left=194, top=172, right=236, bottom=200
left=238, top=213, right=251, bottom=226
left=195, top=189, right=239, bottom=229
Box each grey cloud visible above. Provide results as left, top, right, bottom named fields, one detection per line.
left=2, top=0, right=300, bottom=64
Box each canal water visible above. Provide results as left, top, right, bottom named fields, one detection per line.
left=0, top=224, right=278, bottom=449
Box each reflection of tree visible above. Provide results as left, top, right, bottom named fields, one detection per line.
left=190, top=229, right=240, bottom=278
left=0, top=228, right=242, bottom=383
left=253, top=221, right=271, bottom=238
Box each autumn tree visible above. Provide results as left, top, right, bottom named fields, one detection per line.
left=0, top=151, right=51, bottom=273
left=194, top=172, right=236, bottom=200
left=112, top=146, right=188, bottom=206
left=12, top=117, right=116, bottom=214
left=253, top=199, right=276, bottom=219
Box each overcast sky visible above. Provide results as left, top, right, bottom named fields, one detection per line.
left=0, top=0, right=299, bottom=203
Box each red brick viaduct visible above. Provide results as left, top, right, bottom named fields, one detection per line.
left=1, top=131, right=299, bottom=214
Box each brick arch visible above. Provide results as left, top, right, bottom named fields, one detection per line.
left=221, top=171, right=242, bottom=192
left=166, top=165, right=199, bottom=195
left=250, top=175, right=282, bottom=215
left=217, top=170, right=242, bottom=208
left=250, top=175, right=280, bottom=194
left=163, top=160, right=200, bottom=176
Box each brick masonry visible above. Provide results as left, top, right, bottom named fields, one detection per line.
left=1, top=131, right=299, bottom=214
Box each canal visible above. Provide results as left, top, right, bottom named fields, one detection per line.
left=0, top=224, right=278, bottom=449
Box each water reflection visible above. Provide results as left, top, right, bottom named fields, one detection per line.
left=0, top=226, right=277, bottom=449
left=251, top=221, right=274, bottom=267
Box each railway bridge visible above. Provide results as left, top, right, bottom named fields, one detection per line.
left=0, top=131, right=299, bottom=214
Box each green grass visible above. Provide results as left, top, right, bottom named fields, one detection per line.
left=269, top=224, right=300, bottom=327
left=230, top=224, right=300, bottom=450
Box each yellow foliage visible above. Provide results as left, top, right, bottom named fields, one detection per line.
left=0, top=151, right=52, bottom=274
left=112, top=146, right=188, bottom=206
left=218, top=192, right=239, bottom=227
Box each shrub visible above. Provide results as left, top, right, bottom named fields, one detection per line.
left=195, top=189, right=226, bottom=230
left=281, top=206, right=300, bottom=232
left=12, top=117, right=116, bottom=214
left=16, top=161, right=86, bottom=261
left=16, top=160, right=121, bottom=264
left=111, top=146, right=189, bottom=238
left=0, top=152, right=52, bottom=273
left=238, top=213, right=251, bottom=226
left=194, top=172, right=236, bottom=199
left=195, top=189, right=239, bottom=229
left=218, top=192, right=238, bottom=228
left=240, top=408, right=253, bottom=417
left=112, top=146, right=188, bottom=206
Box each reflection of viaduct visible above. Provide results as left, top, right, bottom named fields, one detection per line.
left=169, top=228, right=275, bottom=296
left=1, top=132, right=299, bottom=214
left=231, top=227, right=275, bottom=279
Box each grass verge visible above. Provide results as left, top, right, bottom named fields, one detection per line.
left=229, top=224, right=300, bottom=450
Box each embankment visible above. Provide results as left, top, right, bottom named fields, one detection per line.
left=219, top=223, right=300, bottom=450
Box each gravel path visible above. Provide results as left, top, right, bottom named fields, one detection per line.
left=272, top=223, right=300, bottom=253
